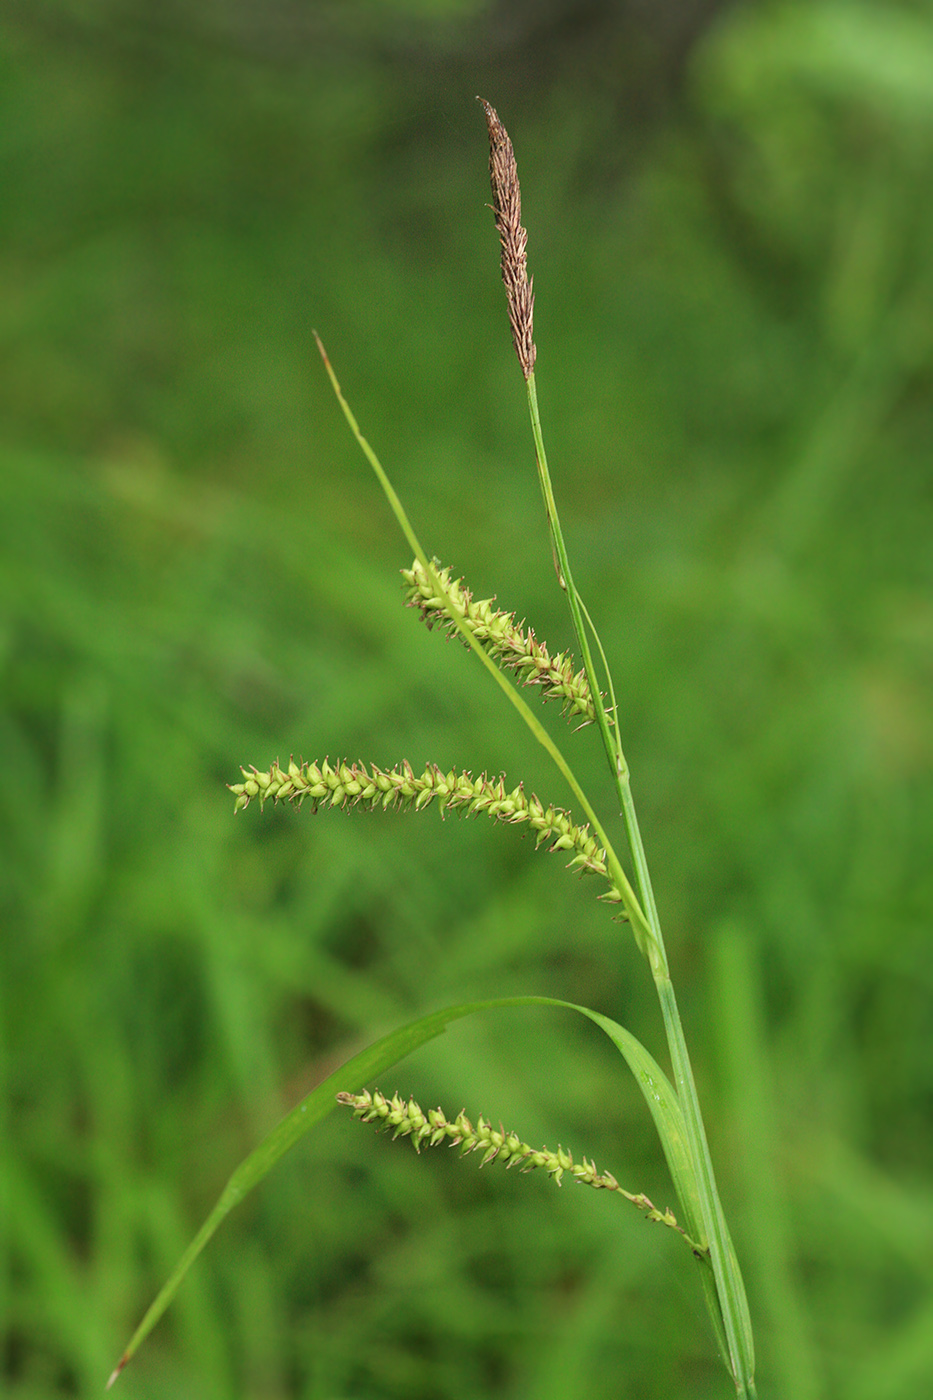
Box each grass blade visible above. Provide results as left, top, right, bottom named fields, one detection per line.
left=108, top=995, right=714, bottom=1387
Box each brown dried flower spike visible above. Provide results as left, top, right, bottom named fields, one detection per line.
left=479, top=97, right=536, bottom=379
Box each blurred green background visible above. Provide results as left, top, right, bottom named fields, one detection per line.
left=2, top=0, right=931, bottom=1396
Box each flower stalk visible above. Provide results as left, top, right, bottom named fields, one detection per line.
left=480, top=101, right=757, bottom=1395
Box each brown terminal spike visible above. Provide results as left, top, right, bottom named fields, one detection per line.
left=478, top=97, right=536, bottom=379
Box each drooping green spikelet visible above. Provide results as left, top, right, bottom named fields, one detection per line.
left=230, top=757, right=626, bottom=909
left=402, top=558, right=607, bottom=730
left=337, top=1088, right=703, bottom=1250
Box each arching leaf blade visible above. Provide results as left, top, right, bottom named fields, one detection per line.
left=108, top=995, right=717, bottom=1386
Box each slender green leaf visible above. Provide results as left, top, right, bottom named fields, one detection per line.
left=108, top=995, right=710, bottom=1386
left=578, top=1005, right=732, bottom=1373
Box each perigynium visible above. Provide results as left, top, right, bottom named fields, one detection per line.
left=229, top=756, right=627, bottom=906
left=402, top=557, right=607, bottom=726
left=336, top=1089, right=704, bottom=1252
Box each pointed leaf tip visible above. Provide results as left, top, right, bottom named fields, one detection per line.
left=106, top=1354, right=127, bottom=1390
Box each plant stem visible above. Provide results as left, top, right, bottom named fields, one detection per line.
left=524, top=369, right=757, bottom=1396
left=526, top=376, right=627, bottom=781
left=657, top=975, right=757, bottom=1394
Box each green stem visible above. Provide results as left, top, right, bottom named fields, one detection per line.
left=578, top=592, right=622, bottom=752
left=526, top=374, right=628, bottom=785
left=524, top=368, right=757, bottom=1396
left=657, top=975, right=757, bottom=1394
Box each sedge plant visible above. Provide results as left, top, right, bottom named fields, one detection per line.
left=108, top=100, right=758, bottom=1397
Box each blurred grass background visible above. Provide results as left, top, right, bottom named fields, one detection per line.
left=1, top=0, right=931, bottom=1396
